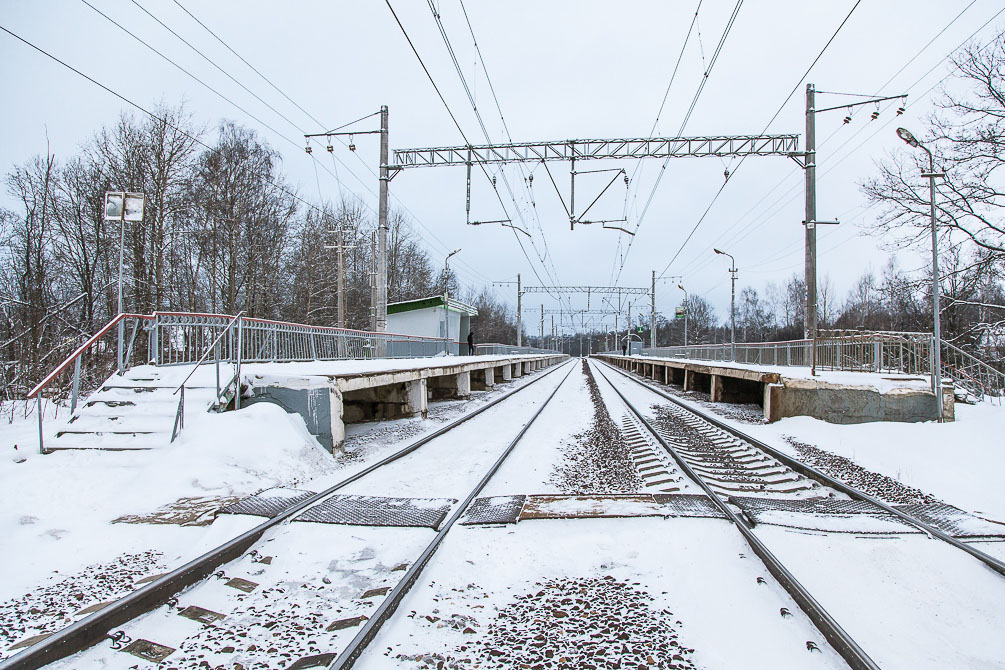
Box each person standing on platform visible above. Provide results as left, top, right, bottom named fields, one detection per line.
left=622, top=340, right=627, bottom=357
left=467, top=330, right=475, bottom=355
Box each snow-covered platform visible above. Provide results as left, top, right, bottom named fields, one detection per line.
left=595, top=353, right=952, bottom=424
left=242, top=354, right=567, bottom=452
left=43, top=354, right=566, bottom=453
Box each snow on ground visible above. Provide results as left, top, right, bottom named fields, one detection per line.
left=0, top=397, right=334, bottom=654
left=356, top=518, right=848, bottom=670
left=755, top=524, right=1005, bottom=669
left=479, top=362, right=593, bottom=496
left=744, top=402, right=1005, bottom=521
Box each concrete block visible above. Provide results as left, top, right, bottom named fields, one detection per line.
left=710, top=374, right=724, bottom=402
left=764, top=383, right=783, bottom=422
left=512, top=363, right=523, bottom=378
left=499, top=364, right=512, bottom=382
left=405, top=379, right=427, bottom=418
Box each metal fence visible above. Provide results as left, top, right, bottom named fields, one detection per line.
left=149, top=312, right=453, bottom=365
left=474, top=343, right=560, bottom=356
left=641, top=332, right=935, bottom=374
left=622, top=330, right=1004, bottom=401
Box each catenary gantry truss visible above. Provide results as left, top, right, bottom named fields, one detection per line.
left=392, top=134, right=800, bottom=168
left=522, top=286, right=650, bottom=295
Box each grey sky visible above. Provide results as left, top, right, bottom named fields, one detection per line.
left=2, top=0, right=1001, bottom=333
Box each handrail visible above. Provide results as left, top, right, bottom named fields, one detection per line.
left=153, top=310, right=450, bottom=342
left=27, top=313, right=152, bottom=398
left=172, top=312, right=244, bottom=397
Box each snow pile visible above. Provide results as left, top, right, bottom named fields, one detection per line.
left=0, top=400, right=335, bottom=605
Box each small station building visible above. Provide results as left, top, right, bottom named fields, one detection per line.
left=387, top=295, right=478, bottom=353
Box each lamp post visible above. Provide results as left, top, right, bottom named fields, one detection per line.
left=678, top=283, right=688, bottom=347
left=714, top=248, right=737, bottom=362
left=444, top=248, right=461, bottom=354
left=896, top=127, right=945, bottom=421
left=104, top=192, right=145, bottom=374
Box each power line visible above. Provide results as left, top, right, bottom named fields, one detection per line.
left=124, top=0, right=496, bottom=287
left=613, top=0, right=744, bottom=284
left=382, top=0, right=554, bottom=292
left=676, top=5, right=1004, bottom=280
left=656, top=0, right=864, bottom=282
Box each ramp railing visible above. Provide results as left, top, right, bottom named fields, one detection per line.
left=634, top=330, right=1003, bottom=403
left=941, top=340, right=1005, bottom=402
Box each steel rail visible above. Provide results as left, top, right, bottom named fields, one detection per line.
left=589, top=359, right=881, bottom=670
left=597, top=357, right=1005, bottom=579
left=329, top=362, right=578, bottom=669
left=0, top=357, right=571, bottom=670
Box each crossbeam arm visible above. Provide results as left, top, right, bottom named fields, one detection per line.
left=522, top=286, right=650, bottom=295
left=393, top=134, right=800, bottom=168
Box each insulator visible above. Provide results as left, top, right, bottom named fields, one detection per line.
left=842, top=115, right=851, bottom=124
left=348, top=143, right=356, bottom=152
left=492, top=175, right=497, bottom=186
left=528, top=174, right=534, bottom=184
left=896, top=106, right=905, bottom=116
left=623, top=174, right=629, bottom=185
left=326, top=145, right=334, bottom=153
left=305, top=145, right=312, bottom=154
left=870, top=111, right=879, bottom=120
left=723, top=169, right=730, bottom=180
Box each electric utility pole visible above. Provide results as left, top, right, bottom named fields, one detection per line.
left=516, top=274, right=522, bottom=346
left=651, top=270, right=656, bottom=349
left=377, top=105, right=389, bottom=334
left=795, top=84, right=906, bottom=374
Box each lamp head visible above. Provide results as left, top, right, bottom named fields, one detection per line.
left=713, top=248, right=724, bottom=255
left=896, top=127, right=919, bottom=147
left=677, top=284, right=685, bottom=291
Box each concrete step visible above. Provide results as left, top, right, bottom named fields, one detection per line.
left=48, top=430, right=170, bottom=450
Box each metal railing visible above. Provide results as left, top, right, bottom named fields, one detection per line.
left=626, top=330, right=1004, bottom=403
left=641, top=332, right=935, bottom=374
left=474, top=343, right=560, bottom=356
left=942, top=340, right=1005, bottom=401
left=149, top=312, right=453, bottom=365
left=171, top=312, right=245, bottom=442
left=26, top=313, right=153, bottom=453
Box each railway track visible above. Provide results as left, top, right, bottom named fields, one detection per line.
left=592, top=357, right=1005, bottom=575
left=8, top=357, right=1005, bottom=669
left=0, top=359, right=575, bottom=670
left=588, top=357, right=1005, bottom=669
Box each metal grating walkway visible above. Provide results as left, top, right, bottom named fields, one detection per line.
left=220, top=488, right=318, bottom=518
left=295, top=494, right=456, bottom=529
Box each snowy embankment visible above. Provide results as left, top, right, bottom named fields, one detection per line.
left=0, top=399, right=334, bottom=603
left=704, top=396, right=1005, bottom=522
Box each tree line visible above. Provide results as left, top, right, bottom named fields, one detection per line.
left=0, top=106, right=517, bottom=400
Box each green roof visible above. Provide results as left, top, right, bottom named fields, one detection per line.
left=387, top=295, right=478, bottom=316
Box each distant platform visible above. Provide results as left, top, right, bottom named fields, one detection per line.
left=593, top=354, right=952, bottom=424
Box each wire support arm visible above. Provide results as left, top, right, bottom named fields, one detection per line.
left=393, top=134, right=800, bottom=168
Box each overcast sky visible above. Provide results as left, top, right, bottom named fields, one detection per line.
left=2, top=1, right=1002, bottom=334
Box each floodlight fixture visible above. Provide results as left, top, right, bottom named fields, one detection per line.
left=896, top=127, right=919, bottom=147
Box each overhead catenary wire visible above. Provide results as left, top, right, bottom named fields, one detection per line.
left=655, top=0, right=865, bottom=283
left=133, top=0, right=497, bottom=287
left=675, top=6, right=1004, bottom=285
left=612, top=0, right=744, bottom=285
left=382, top=0, right=555, bottom=294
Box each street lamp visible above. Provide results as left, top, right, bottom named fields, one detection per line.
left=677, top=284, right=688, bottom=348
left=444, top=248, right=461, bottom=300
left=896, top=127, right=945, bottom=421
left=104, top=192, right=145, bottom=374
left=714, top=248, right=737, bottom=362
